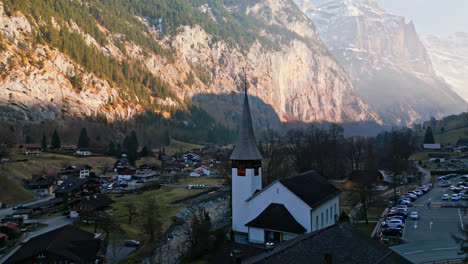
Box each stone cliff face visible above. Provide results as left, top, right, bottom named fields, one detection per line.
left=0, top=0, right=379, bottom=127
left=296, top=0, right=467, bottom=125
left=422, top=33, right=468, bottom=103
left=0, top=3, right=137, bottom=123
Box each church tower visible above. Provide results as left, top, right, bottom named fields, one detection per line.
left=230, top=84, right=262, bottom=233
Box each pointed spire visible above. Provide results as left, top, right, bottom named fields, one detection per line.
left=230, top=74, right=262, bottom=161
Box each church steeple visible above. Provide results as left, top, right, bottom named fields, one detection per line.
left=230, top=78, right=262, bottom=161
left=230, top=75, right=262, bottom=234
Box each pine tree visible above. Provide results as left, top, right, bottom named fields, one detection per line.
left=127, top=131, right=138, bottom=166
left=51, top=130, right=61, bottom=149
left=108, top=140, right=116, bottom=156
left=41, top=134, right=47, bottom=149
left=424, top=126, right=435, bottom=144
left=77, top=128, right=90, bottom=148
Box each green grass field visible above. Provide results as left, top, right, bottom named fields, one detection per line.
left=109, top=186, right=205, bottom=239
left=163, top=139, right=204, bottom=155
left=410, top=151, right=465, bottom=161
left=435, top=127, right=468, bottom=145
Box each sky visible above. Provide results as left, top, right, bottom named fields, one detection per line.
left=374, top=0, right=468, bottom=36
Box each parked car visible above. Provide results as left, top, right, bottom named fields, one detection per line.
left=442, top=194, right=451, bottom=200
left=452, top=194, right=461, bottom=201
left=388, top=211, right=408, bottom=218
left=413, top=190, right=423, bottom=196
left=410, top=212, right=419, bottom=220
left=387, top=219, right=405, bottom=228
left=441, top=181, right=450, bottom=187
left=124, top=240, right=141, bottom=247
left=387, top=215, right=406, bottom=223
left=383, top=228, right=403, bottom=237
left=397, top=205, right=408, bottom=212
left=450, top=185, right=457, bottom=191
left=462, top=194, right=468, bottom=200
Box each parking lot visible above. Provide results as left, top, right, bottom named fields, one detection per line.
left=391, top=175, right=468, bottom=263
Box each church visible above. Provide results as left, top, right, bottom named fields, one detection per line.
left=230, top=88, right=341, bottom=245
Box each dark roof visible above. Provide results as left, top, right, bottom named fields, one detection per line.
left=1, top=223, right=20, bottom=232
left=21, top=144, right=41, bottom=149
left=428, top=153, right=450, bottom=159
left=6, top=225, right=102, bottom=264
left=54, top=178, right=89, bottom=194
left=28, top=174, right=55, bottom=187
left=243, top=222, right=412, bottom=264
left=81, top=195, right=115, bottom=210
left=278, top=170, right=340, bottom=208
left=246, top=203, right=306, bottom=234
left=348, top=170, right=382, bottom=185
left=211, top=242, right=266, bottom=264
left=12, top=208, right=32, bottom=215
left=230, top=90, right=262, bottom=160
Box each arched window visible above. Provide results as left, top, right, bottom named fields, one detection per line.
left=316, top=215, right=319, bottom=230
left=321, top=213, right=324, bottom=228
left=330, top=206, right=333, bottom=220
left=326, top=209, right=328, bottom=224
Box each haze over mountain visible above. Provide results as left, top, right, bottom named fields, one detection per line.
left=295, top=0, right=467, bottom=125
left=421, top=33, right=468, bottom=104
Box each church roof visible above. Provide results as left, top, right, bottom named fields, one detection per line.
left=245, top=203, right=306, bottom=234
left=230, top=90, right=262, bottom=161
left=279, top=170, right=340, bottom=208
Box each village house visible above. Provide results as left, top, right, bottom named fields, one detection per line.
left=422, top=143, right=441, bottom=151
left=0, top=222, right=21, bottom=240
left=58, top=165, right=92, bottom=180
left=72, top=194, right=115, bottom=219
left=194, top=165, right=211, bottom=176
left=183, top=153, right=201, bottom=163
left=190, top=169, right=203, bottom=177
left=54, top=177, right=101, bottom=217
left=22, top=198, right=64, bottom=216
left=117, top=166, right=136, bottom=181
left=0, top=216, right=23, bottom=226
left=0, top=233, right=6, bottom=247
left=12, top=208, right=32, bottom=220
left=114, top=159, right=131, bottom=169
left=76, top=148, right=92, bottom=156
left=5, top=225, right=104, bottom=264
left=18, top=144, right=42, bottom=156
left=429, top=153, right=450, bottom=163
left=27, top=174, right=56, bottom=196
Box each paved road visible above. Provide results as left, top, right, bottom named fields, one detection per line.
left=0, top=195, right=55, bottom=218
left=391, top=175, right=468, bottom=263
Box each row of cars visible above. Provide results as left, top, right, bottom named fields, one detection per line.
left=442, top=177, right=468, bottom=201
left=381, top=184, right=432, bottom=238
left=397, top=184, right=433, bottom=207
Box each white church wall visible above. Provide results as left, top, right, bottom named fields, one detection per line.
left=247, top=182, right=312, bottom=233
left=248, top=227, right=264, bottom=243
left=232, top=167, right=262, bottom=233
left=310, top=195, right=340, bottom=231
